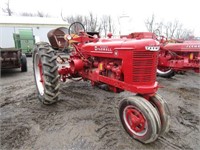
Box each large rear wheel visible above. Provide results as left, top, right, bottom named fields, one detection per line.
left=33, top=42, right=60, bottom=104
left=119, top=96, right=161, bottom=144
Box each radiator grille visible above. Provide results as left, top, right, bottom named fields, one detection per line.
left=133, top=51, right=157, bottom=83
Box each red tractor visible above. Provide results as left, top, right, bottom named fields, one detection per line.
left=33, top=22, right=170, bottom=144
left=157, top=37, right=200, bottom=78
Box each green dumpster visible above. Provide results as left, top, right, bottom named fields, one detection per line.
left=13, top=29, right=35, bottom=56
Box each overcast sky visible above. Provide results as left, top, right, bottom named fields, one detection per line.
left=0, top=0, right=199, bottom=36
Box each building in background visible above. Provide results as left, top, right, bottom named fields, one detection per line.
left=0, top=16, right=68, bottom=48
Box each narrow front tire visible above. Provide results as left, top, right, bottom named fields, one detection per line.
left=119, top=96, right=161, bottom=144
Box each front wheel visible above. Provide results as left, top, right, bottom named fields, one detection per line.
left=119, top=96, right=161, bottom=144
left=33, top=42, right=60, bottom=104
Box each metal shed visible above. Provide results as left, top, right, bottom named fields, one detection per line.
left=0, top=16, right=68, bottom=48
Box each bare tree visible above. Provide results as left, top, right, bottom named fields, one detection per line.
left=63, top=12, right=117, bottom=37
left=2, top=0, right=13, bottom=16
left=83, top=16, right=88, bottom=31
left=101, top=15, right=109, bottom=37
left=20, top=12, right=34, bottom=17
left=20, top=11, right=50, bottom=17
left=37, top=11, right=49, bottom=17
left=175, top=26, right=194, bottom=39
left=61, top=9, right=66, bottom=21
left=163, top=20, right=194, bottom=39
left=163, top=20, right=179, bottom=39
left=169, top=20, right=179, bottom=38
left=64, top=12, right=101, bottom=32
left=163, top=22, right=170, bottom=39
left=144, top=14, right=163, bottom=36
left=145, top=14, right=194, bottom=39
left=2, top=0, right=49, bottom=18
left=65, top=15, right=83, bottom=24
left=87, top=12, right=98, bottom=32
left=100, top=15, right=116, bottom=37
left=145, top=14, right=155, bottom=32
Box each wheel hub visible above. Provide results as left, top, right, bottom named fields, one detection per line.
left=126, top=107, right=146, bottom=133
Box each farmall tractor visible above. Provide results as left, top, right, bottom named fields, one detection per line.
left=33, top=22, right=170, bottom=144
left=157, top=37, right=200, bottom=78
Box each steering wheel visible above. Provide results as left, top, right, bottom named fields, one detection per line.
left=68, top=22, right=85, bottom=37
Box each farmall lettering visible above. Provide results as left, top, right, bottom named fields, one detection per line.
left=94, top=46, right=112, bottom=53
left=33, top=22, right=170, bottom=144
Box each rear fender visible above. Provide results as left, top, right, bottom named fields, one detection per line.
left=47, top=27, right=68, bottom=50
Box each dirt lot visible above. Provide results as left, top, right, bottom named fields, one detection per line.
left=0, top=57, right=199, bottom=150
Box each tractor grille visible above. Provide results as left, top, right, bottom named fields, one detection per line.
left=132, top=51, right=157, bottom=83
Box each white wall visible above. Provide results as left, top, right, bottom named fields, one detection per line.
left=32, top=27, right=53, bottom=43
left=0, top=27, right=16, bottom=48
left=0, top=26, right=61, bottom=48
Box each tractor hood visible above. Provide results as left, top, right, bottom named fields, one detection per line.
left=82, top=38, right=159, bottom=54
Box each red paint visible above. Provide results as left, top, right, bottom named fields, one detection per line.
left=123, top=32, right=200, bottom=73
left=38, top=59, right=44, bottom=86
left=159, top=40, right=200, bottom=72
left=126, top=108, right=146, bottom=132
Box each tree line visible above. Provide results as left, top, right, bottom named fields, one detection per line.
left=2, top=0, right=193, bottom=39
left=144, top=14, right=193, bottom=40
left=61, top=12, right=116, bottom=37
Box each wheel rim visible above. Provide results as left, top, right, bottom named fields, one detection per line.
left=123, top=106, right=148, bottom=136
left=157, top=66, right=172, bottom=74
left=34, top=53, right=44, bottom=96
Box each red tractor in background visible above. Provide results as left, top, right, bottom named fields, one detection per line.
left=33, top=22, right=170, bottom=144
left=157, top=37, right=200, bottom=78
left=124, top=32, right=200, bottom=78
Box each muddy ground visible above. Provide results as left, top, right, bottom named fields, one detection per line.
left=0, top=57, right=199, bottom=150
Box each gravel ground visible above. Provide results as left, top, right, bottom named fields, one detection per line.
left=0, top=57, right=199, bottom=150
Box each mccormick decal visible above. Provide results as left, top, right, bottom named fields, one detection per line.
left=185, top=45, right=200, bottom=48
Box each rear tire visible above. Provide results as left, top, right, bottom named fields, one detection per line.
left=119, top=96, right=161, bottom=144
left=21, top=54, right=27, bottom=72
left=33, top=42, right=60, bottom=105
